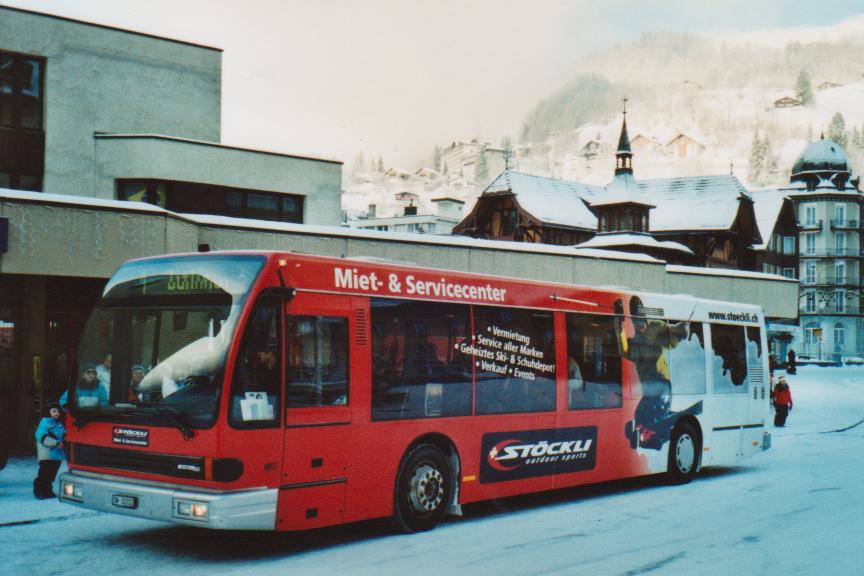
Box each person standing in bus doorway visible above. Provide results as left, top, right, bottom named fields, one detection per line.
left=786, top=348, right=796, bottom=375
left=772, top=376, right=793, bottom=427
left=33, top=402, right=65, bottom=499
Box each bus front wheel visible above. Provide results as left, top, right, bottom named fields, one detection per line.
left=667, top=422, right=699, bottom=484
left=392, top=444, right=450, bottom=533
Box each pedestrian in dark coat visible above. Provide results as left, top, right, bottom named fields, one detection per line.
left=787, top=349, right=797, bottom=375
left=772, top=376, right=793, bottom=427
left=33, top=402, right=65, bottom=499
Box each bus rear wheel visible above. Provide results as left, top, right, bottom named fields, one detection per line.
left=667, top=422, right=699, bottom=484
left=392, top=444, right=450, bottom=533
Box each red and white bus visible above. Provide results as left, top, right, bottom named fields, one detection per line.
left=59, top=251, right=771, bottom=532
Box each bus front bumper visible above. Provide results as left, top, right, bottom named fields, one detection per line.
left=58, top=470, right=278, bottom=530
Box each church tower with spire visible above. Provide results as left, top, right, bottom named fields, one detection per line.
left=591, top=101, right=653, bottom=235
left=575, top=102, right=695, bottom=263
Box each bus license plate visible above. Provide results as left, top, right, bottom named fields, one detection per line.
left=112, top=494, right=138, bottom=509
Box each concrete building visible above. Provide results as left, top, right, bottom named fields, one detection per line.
left=350, top=198, right=465, bottom=235
left=439, top=140, right=506, bottom=187
left=0, top=5, right=342, bottom=450
left=782, top=138, right=863, bottom=361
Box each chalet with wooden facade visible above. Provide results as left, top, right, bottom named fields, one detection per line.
left=453, top=113, right=771, bottom=270
left=774, top=96, right=802, bottom=108
left=751, top=189, right=800, bottom=278
left=664, top=133, right=706, bottom=159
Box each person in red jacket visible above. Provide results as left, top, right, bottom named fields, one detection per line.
left=772, top=376, right=793, bottom=427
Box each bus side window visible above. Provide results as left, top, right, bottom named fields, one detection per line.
left=229, top=299, right=282, bottom=428
left=566, top=314, right=622, bottom=410
left=370, top=299, right=471, bottom=421
left=668, top=321, right=706, bottom=395
left=285, top=316, right=349, bottom=407
left=710, top=324, right=748, bottom=392
left=474, top=307, right=555, bottom=415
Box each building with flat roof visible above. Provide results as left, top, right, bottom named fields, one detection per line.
left=0, top=4, right=342, bottom=450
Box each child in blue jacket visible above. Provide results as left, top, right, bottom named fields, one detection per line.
left=33, top=402, right=65, bottom=499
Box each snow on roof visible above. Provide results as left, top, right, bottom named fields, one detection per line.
left=569, top=247, right=662, bottom=263
left=792, top=138, right=850, bottom=175
left=638, top=175, right=750, bottom=232
left=0, top=189, right=638, bottom=263
left=575, top=233, right=693, bottom=254
left=0, top=187, right=169, bottom=214
left=750, top=188, right=788, bottom=250
left=591, top=171, right=655, bottom=208
left=484, top=171, right=601, bottom=229
left=666, top=264, right=795, bottom=283
left=482, top=172, right=752, bottom=234
left=665, top=133, right=705, bottom=147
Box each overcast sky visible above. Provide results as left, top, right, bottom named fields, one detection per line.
left=5, top=0, right=864, bottom=168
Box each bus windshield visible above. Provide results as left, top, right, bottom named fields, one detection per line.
left=71, top=254, right=266, bottom=428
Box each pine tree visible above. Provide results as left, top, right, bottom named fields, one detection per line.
left=748, top=130, right=765, bottom=185
left=475, top=148, right=489, bottom=185
left=376, top=155, right=384, bottom=172
left=761, top=135, right=777, bottom=181
left=432, top=145, right=441, bottom=172
left=796, top=69, right=813, bottom=106
left=828, top=112, right=848, bottom=148
left=500, top=137, right=514, bottom=170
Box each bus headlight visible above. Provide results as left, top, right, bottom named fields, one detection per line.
left=61, top=481, right=83, bottom=501
left=191, top=503, right=209, bottom=518
left=174, top=498, right=209, bottom=521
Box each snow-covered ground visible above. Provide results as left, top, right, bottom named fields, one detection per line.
left=2, top=366, right=863, bottom=575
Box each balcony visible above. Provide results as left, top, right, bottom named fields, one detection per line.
left=830, top=219, right=859, bottom=230
left=800, top=276, right=861, bottom=287
left=798, top=219, right=823, bottom=231
left=800, top=247, right=863, bottom=258
left=800, top=304, right=861, bottom=315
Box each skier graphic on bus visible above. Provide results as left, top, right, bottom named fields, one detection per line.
left=616, top=296, right=703, bottom=450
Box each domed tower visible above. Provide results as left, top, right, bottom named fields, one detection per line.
left=789, top=137, right=860, bottom=192
left=786, top=136, right=863, bottom=363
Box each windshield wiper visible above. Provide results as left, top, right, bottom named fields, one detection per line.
left=151, top=405, right=196, bottom=440
left=122, top=404, right=196, bottom=440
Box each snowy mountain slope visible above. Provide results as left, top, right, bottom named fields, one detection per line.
left=518, top=22, right=864, bottom=188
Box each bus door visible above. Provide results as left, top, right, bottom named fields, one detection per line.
left=277, top=292, right=357, bottom=530
left=706, top=323, right=749, bottom=461
left=744, top=326, right=769, bottom=448
left=224, top=293, right=286, bottom=494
